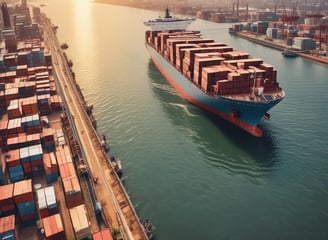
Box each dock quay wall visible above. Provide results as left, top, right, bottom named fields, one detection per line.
left=41, top=13, right=149, bottom=240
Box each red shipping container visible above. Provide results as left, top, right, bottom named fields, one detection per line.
left=39, top=208, right=49, bottom=219
left=1, top=203, right=15, bottom=213
left=22, top=162, right=32, bottom=173
left=13, top=179, right=33, bottom=204
left=30, top=159, right=43, bottom=167
left=92, top=229, right=113, bottom=240
left=20, top=212, right=37, bottom=221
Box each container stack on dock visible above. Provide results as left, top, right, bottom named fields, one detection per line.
left=36, top=186, right=58, bottom=219
left=42, top=214, right=66, bottom=240
left=0, top=215, right=16, bottom=240
left=0, top=184, right=15, bottom=217
left=69, top=204, right=91, bottom=240
left=43, top=152, right=59, bottom=183
left=0, top=3, right=100, bottom=240
left=92, top=229, right=113, bottom=240
left=42, top=128, right=56, bottom=152
left=56, top=145, right=83, bottom=209
left=146, top=30, right=281, bottom=96
left=13, top=179, right=37, bottom=226
left=5, top=149, right=24, bottom=182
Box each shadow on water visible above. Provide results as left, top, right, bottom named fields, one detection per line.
left=147, top=60, right=280, bottom=178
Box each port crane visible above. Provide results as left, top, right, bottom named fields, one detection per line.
left=232, top=0, right=249, bottom=22
left=317, top=17, right=328, bottom=50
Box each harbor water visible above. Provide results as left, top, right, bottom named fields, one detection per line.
left=33, top=0, right=328, bottom=239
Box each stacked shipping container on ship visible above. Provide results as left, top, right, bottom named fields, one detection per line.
left=145, top=23, right=286, bottom=136
left=146, top=30, right=280, bottom=97
left=0, top=215, right=16, bottom=240
left=13, top=179, right=37, bottom=226
left=0, top=184, right=16, bottom=217
left=57, top=145, right=83, bottom=209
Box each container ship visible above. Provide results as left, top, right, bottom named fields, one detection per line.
left=144, top=9, right=285, bottom=137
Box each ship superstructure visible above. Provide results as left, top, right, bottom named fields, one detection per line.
left=144, top=8, right=195, bottom=31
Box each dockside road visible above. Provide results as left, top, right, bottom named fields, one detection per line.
left=41, top=14, right=149, bottom=240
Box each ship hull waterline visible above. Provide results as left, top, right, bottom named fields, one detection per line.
left=147, top=44, right=284, bottom=137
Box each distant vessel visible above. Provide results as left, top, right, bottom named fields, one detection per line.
left=144, top=8, right=195, bottom=31
left=282, top=48, right=298, bottom=57
left=144, top=9, right=285, bottom=137
left=60, top=43, right=69, bottom=49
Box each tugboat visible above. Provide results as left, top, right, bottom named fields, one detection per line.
left=142, top=219, right=154, bottom=239
left=281, top=48, right=298, bottom=57
left=101, top=135, right=110, bottom=153
left=110, top=156, right=122, bottom=178
left=60, top=43, right=69, bottom=49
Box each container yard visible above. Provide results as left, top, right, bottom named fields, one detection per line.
left=1, top=1, right=151, bottom=240
left=228, top=14, right=328, bottom=65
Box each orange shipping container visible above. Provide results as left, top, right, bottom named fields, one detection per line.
left=13, top=179, right=33, bottom=204
left=92, top=229, right=113, bottom=240
left=0, top=184, right=14, bottom=205
left=42, top=214, right=66, bottom=240
left=6, top=149, right=20, bottom=167
left=62, top=175, right=83, bottom=209
left=59, top=162, right=76, bottom=179
left=0, top=215, right=15, bottom=236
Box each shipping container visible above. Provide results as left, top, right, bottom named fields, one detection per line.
left=13, top=179, right=33, bottom=204
left=0, top=215, right=16, bottom=240
left=92, top=229, right=113, bottom=240
left=62, top=175, right=83, bottom=209
left=69, top=205, right=90, bottom=240
left=42, top=214, right=66, bottom=240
